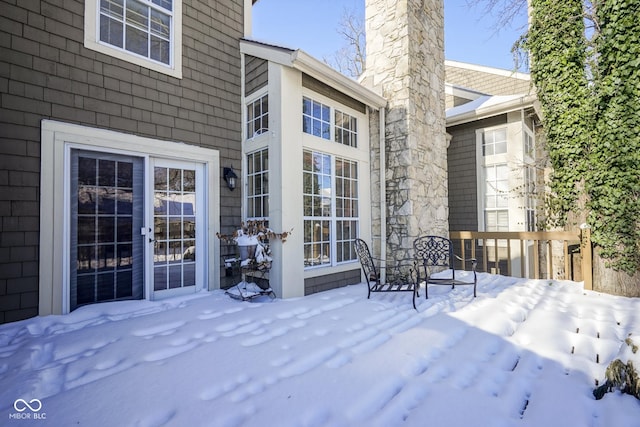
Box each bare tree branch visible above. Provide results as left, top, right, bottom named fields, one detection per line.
left=323, top=7, right=365, bottom=78
left=465, top=0, right=528, bottom=30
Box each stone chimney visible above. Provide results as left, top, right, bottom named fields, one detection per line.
left=363, top=0, right=449, bottom=261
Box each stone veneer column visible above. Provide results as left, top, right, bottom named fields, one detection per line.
left=363, top=0, right=449, bottom=261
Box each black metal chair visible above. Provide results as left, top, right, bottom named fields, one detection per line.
left=413, top=235, right=477, bottom=299
left=354, top=238, right=418, bottom=309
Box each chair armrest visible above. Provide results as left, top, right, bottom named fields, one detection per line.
left=376, top=260, right=415, bottom=285
left=454, top=255, right=478, bottom=271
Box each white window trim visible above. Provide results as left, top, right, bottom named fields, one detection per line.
left=84, top=0, right=183, bottom=79
left=39, top=120, right=218, bottom=315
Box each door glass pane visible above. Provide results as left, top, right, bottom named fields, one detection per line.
left=183, top=169, right=195, bottom=192
left=153, top=164, right=197, bottom=292
left=79, top=157, right=97, bottom=185
left=168, top=168, right=181, bottom=191
left=70, top=152, right=143, bottom=311
left=154, top=167, right=167, bottom=190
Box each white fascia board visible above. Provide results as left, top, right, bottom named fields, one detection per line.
left=446, top=94, right=537, bottom=127
left=445, top=83, right=488, bottom=101
left=445, top=59, right=531, bottom=81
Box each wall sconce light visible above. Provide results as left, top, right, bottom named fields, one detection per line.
left=223, top=166, right=238, bottom=191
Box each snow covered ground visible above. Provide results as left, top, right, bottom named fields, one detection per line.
left=2, top=273, right=640, bottom=426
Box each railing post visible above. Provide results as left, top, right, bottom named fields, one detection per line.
left=580, top=224, right=593, bottom=291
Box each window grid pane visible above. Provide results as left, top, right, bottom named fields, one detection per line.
left=336, top=158, right=358, bottom=218
left=336, top=220, right=358, bottom=262
left=484, top=164, right=509, bottom=210
left=484, top=163, right=509, bottom=231
left=303, top=151, right=332, bottom=218
left=483, top=128, right=507, bottom=156
left=247, top=149, right=269, bottom=219
left=99, top=0, right=172, bottom=65
left=302, top=97, right=331, bottom=140
left=304, top=220, right=331, bottom=266
left=335, top=110, right=358, bottom=147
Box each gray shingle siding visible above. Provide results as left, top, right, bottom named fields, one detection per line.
left=302, top=74, right=366, bottom=114
left=245, top=55, right=268, bottom=96
left=446, top=64, right=531, bottom=97
left=305, top=269, right=361, bottom=295
left=0, top=0, right=245, bottom=323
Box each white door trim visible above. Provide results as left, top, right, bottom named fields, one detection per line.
left=40, top=120, right=220, bottom=315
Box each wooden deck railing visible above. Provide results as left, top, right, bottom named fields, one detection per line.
left=450, top=228, right=593, bottom=290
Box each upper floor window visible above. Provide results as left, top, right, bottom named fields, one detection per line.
left=302, top=97, right=360, bottom=148
left=303, top=97, right=331, bottom=140
left=84, top=0, right=182, bottom=78
left=247, top=95, right=269, bottom=138
left=335, top=110, right=358, bottom=147
left=101, top=0, right=172, bottom=64
left=483, top=128, right=507, bottom=156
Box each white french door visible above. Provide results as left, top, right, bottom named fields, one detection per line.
left=149, top=159, right=205, bottom=299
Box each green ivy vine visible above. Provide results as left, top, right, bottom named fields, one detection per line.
left=587, top=0, right=640, bottom=274
left=526, top=0, right=640, bottom=274
left=526, top=0, right=591, bottom=226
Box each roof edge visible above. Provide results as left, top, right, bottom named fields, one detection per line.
left=446, top=94, right=537, bottom=127
left=240, top=39, right=387, bottom=110
left=445, top=60, right=530, bottom=81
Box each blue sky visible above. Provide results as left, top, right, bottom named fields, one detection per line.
left=251, top=0, right=528, bottom=72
